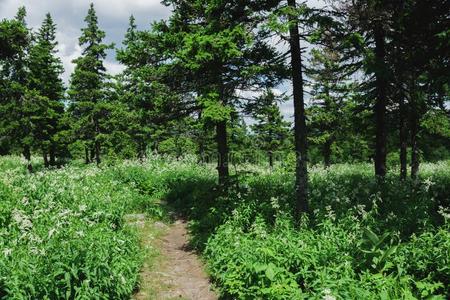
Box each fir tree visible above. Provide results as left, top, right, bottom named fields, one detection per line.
left=249, top=90, right=291, bottom=168
left=68, top=3, right=112, bottom=165
left=28, top=13, right=65, bottom=166
left=0, top=7, right=34, bottom=170
left=306, top=43, right=353, bottom=167
left=153, top=0, right=287, bottom=184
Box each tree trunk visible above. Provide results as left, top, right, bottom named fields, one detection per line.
left=23, top=145, right=32, bottom=173
left=90, top=146, right=95, bottom=163
left=323, top=139, right=332, bottom=168
left=85, top=146, right=90, bottom=164
left=95, top=140, right=101, bottom=165
left=43, top=149, right=49, bottom=168
left=94, top=117, right=101, bottom=165
left=373, top=24, right=388, bottom=178
left=288, top=0, right=309, bottom=219
left=216, top=119, right=229, bottom=185
left=197, top=112, right=205, bottom=164
left=198, top=139, right=205, bottom=164
left=410, top=105, right=420, bottom=179
left=49, top=143, right=56, bottom=166
left=399, top=95, right=407, bottom=180
left=268, top=151, right=273, bottom=168
left=138, top=139, right=146, bottom=161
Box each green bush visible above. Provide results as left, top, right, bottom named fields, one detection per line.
left=1, top=156, right=449, bottom=299
left=0, top=157, right=144, bottom=299
left=159, top=161, right=450, bottom=299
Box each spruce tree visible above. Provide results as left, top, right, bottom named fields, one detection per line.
left=116, top=15, right=157, bottom=159
left=248, top=90, right=291, bottom=168
left=28, top=13, right=65, bottom=166
left=152, top=0, right=286, bottom=184
left=0, top=7, right=34, bottom=170
left=68, top=3, right=112, bottom=165
left=0, top=15, right=28, bottom=155
left=287, top=0, right=311, bottom=216
left=306, top=43, right=353, bottom=167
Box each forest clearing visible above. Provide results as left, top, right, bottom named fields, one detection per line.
left=1, top=0, right=449, bottom=299
left=1, top=156, right=449, bottom=298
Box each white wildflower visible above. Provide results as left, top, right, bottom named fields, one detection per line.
left=423, top=178, right=434, bottom=192
left=270, top=197, right=280, bottom=210
left=438, top=206, right=450, bottom=220
left=323, top=288, right=336, bottom=300
left=325, top=206, right=336, bottom=221
left=21, top=197, right=29, bottom=205
left=12, top=209, right=33, bottom=231
left=48, top=228, right=56, bottom=238
left=3, top=248, right=12, bottom=257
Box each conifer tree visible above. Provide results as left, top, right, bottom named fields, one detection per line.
left=306, top=43, right=353, bottom=167
left=249, top=90, right=290, bottom=168
left=68, top=3, right=112, bottom=165
left=28, top=13, right=65, bottom=166
left=0, top=7, right=35, bottom=170
left=152, top=0, right=286, bottom=184
left=0, top=14, right=29, bottom=155
left=116, top=15, right=157, bottom=159
left=286, top=0, right=310, bottom=217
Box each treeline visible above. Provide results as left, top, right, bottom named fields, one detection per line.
left=1, top=1, right=449, bottom=216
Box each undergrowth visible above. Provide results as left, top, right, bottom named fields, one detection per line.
left=1, top=156, right=449, bottom=299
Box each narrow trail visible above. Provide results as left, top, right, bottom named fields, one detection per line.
left=131, top=215, right=218, bottom=300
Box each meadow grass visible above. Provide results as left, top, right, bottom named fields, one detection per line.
left=1, top=156, right=449, bottom=299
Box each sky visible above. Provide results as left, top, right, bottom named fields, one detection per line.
left=0, top=0, right=324, bottom=120
left=0, top=0, right=172, bottom=82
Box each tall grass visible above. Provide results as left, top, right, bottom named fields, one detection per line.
left=1, top=156, right=449, bottom=299
left=0, top=157, right=144, bottom=299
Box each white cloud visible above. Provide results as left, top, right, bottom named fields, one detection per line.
left=105, top=61, right=125, bottom=76
left=0, top=0, right=319, bottom=117
left=58, top=43, right=82, bottom=84
left=0, top=0, right=171, bottom=84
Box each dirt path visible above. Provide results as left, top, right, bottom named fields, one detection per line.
left=132, top=216, right=218, bottom=300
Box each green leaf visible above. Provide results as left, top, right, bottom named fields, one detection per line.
left=265, top=263, right=276, bottom=281
left=364, top=228, right=379, bottom=245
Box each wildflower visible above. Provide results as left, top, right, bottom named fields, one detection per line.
left=12, top=209, right=33, bottom=231
left=323, top=288, right=336, bottom=300
left=21, top=197, right=29, bottom=205
left=3, top=248, right=12, bottom=257
left=423, top=178, right=434, bottom=192
left=270, top=197, right=280, bottom=210
left=325, top=206, right=336, bottom=221
left=48, top=228, right=56, bottom=238
left=438, top=206, right=450, bottom=220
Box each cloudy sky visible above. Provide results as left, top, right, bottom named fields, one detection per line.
left=0, top=0, right=324, bottom=119
left=0, top=0, right=172, bottom=82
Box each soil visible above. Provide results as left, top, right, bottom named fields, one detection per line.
left=132, top=217, right=218, bottom=300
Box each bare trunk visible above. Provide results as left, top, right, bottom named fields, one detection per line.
left=288, top=0, right=309, bottom=219
left=399, top=95, right=407, bottom=180
left=323, top=139, right=332, bottom=168
left=43, top=149, right=49, bottom=168
left=410, top=107, right=419, bottom=179
left=95, top=140, right=101, bottom=165
left=90, top=146, right=95, bottom=163
left=23, top=145, right=32, bottom=173
left=216, top=119, right=229, bottom=185
left=94, top=117, right=101, bottom=165
left=373, top=24, right=388, bottom=178
left=49, top=144, right=56, bottom=166
left=269, top=151, right=273, bottom=168
left=138, top=139, right=146, bottom=161
left=85, top=146, right=90, bottom=164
